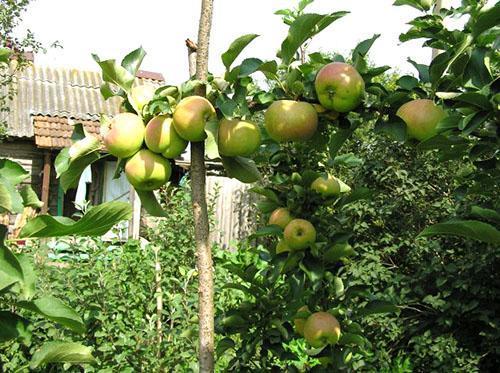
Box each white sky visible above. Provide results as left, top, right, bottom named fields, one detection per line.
left=17, top=0, right=439, bottom=83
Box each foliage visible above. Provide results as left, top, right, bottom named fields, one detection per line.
left=0, top=0, right=47, bottom=139
left=0, top=160, right=97, bottom=370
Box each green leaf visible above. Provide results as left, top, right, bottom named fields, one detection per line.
left=393, top=0, right=433, bottom=11
left=419, top=220, right=500, bottom=244
left=329, top=125, right=356, bottom=160
left=470, top=206, right=500, bottom=223
left=339, top=333, right=366, bottom=347
left=92, top=54, right=135, bottom=93
left=0, top=159, right=30, bottom=185
left=358, top=300, right=398, bottom=316
left=19, top=201, right=132, bottom=238
left=0, top=311, right=31, bottom=343
left=221, top=156, right=261, bottom=183
left=324, top=243, right=355, bottom=263
left=397, top=75, right=419, bottom=90
left=333, top=277, right=344, bottom=297
left=121, top=47, right=146, bottom=76
left=249, top=187, right=280, bottom=203
left=455, top=92, right=491, bottom=110
left=407, top=58, right=430, bottom=83
left=30, top=341, right=95, bottom=369
left=16, top=254, right=36, bottom=300
left=352, top=34, right=380, bottom=59
left=280, top=12, right=348, bottom=64
left=205, top=119, right=220, bottom=160
left=18, top=296, right=85, bottom=333
left=136, top=191, right=168, bottom=218
left=472, top=4, right=500, bottom=38
left=19, top=185, right=43, bottom=209
left=0, top=178, right=24, bottom=214
left=221, top=34, right=259, bottom=70
left=216, top=337, right=235, bottom=356
left=0, top=225, right=25, bottom=291
left=250, top=225, right=283, bottom=239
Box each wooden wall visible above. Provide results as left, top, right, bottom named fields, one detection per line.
left=0, top=140, right=58, bottom=231
left=206, top=176, right=257, bottom=249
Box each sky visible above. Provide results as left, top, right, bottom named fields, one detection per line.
left=16, top=0, right=440, bottom=83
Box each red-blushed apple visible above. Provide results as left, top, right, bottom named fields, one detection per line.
left=284, top=219, right=317, bottom=250
left=311, top=175, right=341, bottom=197
left=103, top=113, right=145, bottom=159
left=264, top=100, right=318, bottom=142
left=268, top=207, right=293, bottom=229
left=144, top=116, right=188, bottom=158
left=218, top=118, right=261, bottom=157
left=294, top=305, right=311, bottom=336
left=396, top=99, right=447, bottom=141
left=303, top=311, right=341, bottom=348
left=276, top=239, right=291, bottom=254
left=125, top=149, right=172, bottom=191
left=315, top=62, right=365, bottom=113
left=129, top=84, right=156, bottom=113
left=172, top=96, right=216, bottom=142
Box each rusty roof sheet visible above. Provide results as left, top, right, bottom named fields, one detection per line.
left=33, top=115, right=101, bottom=149
left=6, top=64, right=163, bottom=138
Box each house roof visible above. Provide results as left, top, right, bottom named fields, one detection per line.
left=33, top=115, right=100, bottom=149
left=6, top=64, right=163, bottom=138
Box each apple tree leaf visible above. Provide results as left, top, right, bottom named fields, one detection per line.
left=221, top=34, right=259, bottom=70
left=221, top=156, right=261, bottom=183
left=30, top=341, right=95, bottom=369
left=19, top=201, right=132, bottom=238
left=419, top=220, right=500, bottom=245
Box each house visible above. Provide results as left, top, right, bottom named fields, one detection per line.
left=0, top=57, right=255, bottom=246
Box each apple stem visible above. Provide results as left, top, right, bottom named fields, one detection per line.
left=188, top=1, right=215, bottom=372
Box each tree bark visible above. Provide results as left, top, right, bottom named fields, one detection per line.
left=189, top=0, right=215, bottom=371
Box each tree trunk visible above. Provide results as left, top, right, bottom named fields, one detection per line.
left=190, top=0, right=215, bottom=371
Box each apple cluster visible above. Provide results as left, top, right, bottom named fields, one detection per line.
left=102, top=86, right=264, bottom=192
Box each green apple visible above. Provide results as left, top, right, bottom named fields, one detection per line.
left=129, top=84, right=156, bottom=113
left=303, top=312, right=341, bottom=348
left=268, top=207, right=293, bottom=229
left=144, top=115, right=188, bottom=158
left=264, top=100, right=318, bottom=142
left=103, top=113, right=145, bottom=159
left=315, top=62, right=365, bottom=113
left=294, top=305, right=311, bottom=336
left=276, top=239, right=291, bottom=254
left=284, top=219, right=316, bottom=250
left=311, top=175, right=341, bottom=197
left=172, top=96, right=216, bottom=142
left=396, top=99, right=447, bottom=141
left=218, top=118, right=261, bottom=157
left=125, top=149, right=172, bottom=191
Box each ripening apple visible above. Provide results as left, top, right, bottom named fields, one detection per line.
left=130, top=84, right=156, bottom=113
left=294, top=305, right=310, bottom=336
left=276, top=239, right=291, bottom=254
left=303, top=312, right=341, bottom=348
left=315, top=62, right=365, bottom=113
left=125, top=149, right=172, bottom=191
left=268, top=207, right=293, bottom=229
left=103, top=113, right=145, bottom=159
left=264, top=100, right=318, bottom=142
left=396, top=99, right=447, bottom=141
left=218, top=118, right=261, bottom=157
left=311, top=175, right=341, bottom=197
left=172, top=96, right=216, bottom=142
left=284, top=219, right=317, bottom=250
left=144, top=116, right=188, bottom=158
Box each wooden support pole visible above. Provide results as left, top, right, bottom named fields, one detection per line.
left=189, top=0, right=215, bottom=371
left=41, top=151, right=51, bottom=214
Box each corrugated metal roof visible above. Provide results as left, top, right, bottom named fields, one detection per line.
left=7, top=64, right=162, bottom=138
